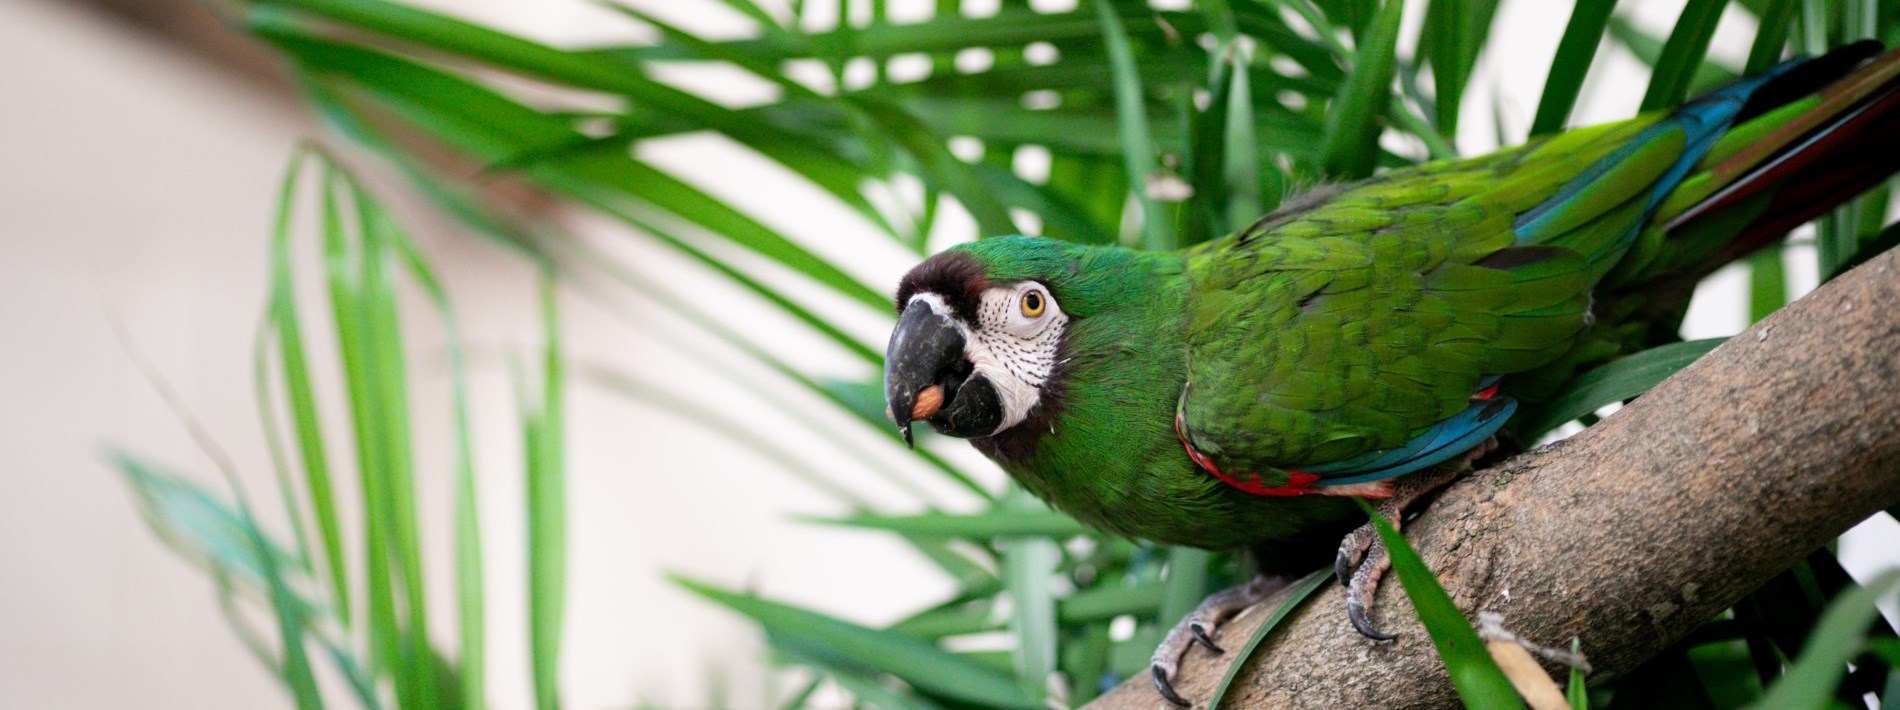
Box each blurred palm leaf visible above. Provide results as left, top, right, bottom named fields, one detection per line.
left=1752, top=570, right=1900, bottom=709
left=1532, top=0, right=1618, bottom=136
left=674, top=575, right=1040, bottom=709
left=115, top=150, right=561, bottom=709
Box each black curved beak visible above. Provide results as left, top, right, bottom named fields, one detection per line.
left=884, top=300, right=1003, bottom=446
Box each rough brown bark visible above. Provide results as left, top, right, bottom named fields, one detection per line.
left=1088, top=246, right=1900, bottom=709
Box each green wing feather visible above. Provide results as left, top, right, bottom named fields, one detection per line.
left=1176, top=119, right=1670, bottom=474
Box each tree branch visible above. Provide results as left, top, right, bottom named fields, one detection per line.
left=1088, top=246, right=1900, bottom=709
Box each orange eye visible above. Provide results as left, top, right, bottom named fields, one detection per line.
left=1020, top=290, right=1045, bottom=318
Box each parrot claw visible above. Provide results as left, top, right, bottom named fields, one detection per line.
left=1336, top=522, right=1395, bottom=641
left=1152, top=665, right=1191, bottom=707
left=1190, top=623, right=1225, bottom=654
left=1346, top=582, right=1397, bottom=641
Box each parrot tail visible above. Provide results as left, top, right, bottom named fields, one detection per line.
left=1618, top=40, right=1900, bottom=292
left=1506, top=42, right=1900, bottom=408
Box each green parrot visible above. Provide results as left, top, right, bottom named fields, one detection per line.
left=883, top=41, right=1900, bottom=705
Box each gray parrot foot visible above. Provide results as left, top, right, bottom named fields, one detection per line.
left=1341, top=534, right=1397, bottom=640
left=1149, top=573, right=1290, bottom=707
left=1334, top=461, right=1470, bottom=640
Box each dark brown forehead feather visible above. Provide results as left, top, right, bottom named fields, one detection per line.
left=895, top=251, right=988, bottom=318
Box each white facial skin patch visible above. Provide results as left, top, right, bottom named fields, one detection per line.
left=966, top=283, right=1066, bottom=435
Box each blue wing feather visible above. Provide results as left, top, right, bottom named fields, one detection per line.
left=1303, top=397, right=1516, bottom=485
left=1514, top=60, right=1803, bottom=246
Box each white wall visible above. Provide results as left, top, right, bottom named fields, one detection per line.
left=0, top=2, right=310, bottom=706
left=0, top=1, right=1893, bottom=709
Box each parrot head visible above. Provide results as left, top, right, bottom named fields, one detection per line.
left=884, top=236, right=1083, bottom=447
